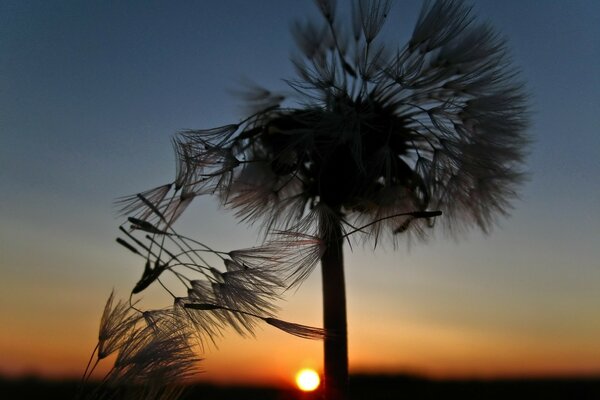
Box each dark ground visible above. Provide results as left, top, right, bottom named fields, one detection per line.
left=2, top=374, right=600, bottom=399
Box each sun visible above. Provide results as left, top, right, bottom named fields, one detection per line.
left=295, top=368, right=320, bottom=392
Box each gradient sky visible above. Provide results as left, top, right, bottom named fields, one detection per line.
left=1, top=0, right=599, bottom=387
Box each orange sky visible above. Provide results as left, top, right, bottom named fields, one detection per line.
left=2, top=250, right=600, bottom=387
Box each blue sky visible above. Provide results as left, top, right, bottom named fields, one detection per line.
left=1, top=0, right=599, bottom=382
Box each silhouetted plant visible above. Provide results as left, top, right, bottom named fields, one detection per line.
left=78, top=292, right=198, bottom=400
left=89, top=1, right=529, bottom=399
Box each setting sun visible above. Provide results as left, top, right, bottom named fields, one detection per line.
left=295, top=368, right=320, bottom=392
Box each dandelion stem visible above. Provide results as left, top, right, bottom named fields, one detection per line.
left=321, top=217, right=348, bottom=400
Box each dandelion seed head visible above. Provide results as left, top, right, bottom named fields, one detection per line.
left=98, top=291, right=140, bottom=359
left=109, top=0, right=529, bottom=370
left=118, top=1, right=528, bottom=249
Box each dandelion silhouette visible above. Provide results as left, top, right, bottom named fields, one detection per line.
left=86, top=1, right=529, bottom=399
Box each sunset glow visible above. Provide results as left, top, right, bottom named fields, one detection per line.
left=296, top=369, right=320, bottom=392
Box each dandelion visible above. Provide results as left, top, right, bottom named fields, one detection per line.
left=113, top=217, right=326, bottom=345
left=183, top=302, right=326, bottom=340
left=80, top=294, right=199, bottom=400
left=97, top=291, right=140, bottom=359
left=110, top=319, right=198, bottom=385
left=110, top=1, right=529, bottom=399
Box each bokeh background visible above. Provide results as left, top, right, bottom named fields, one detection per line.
left=1, top=0, right=599, bottom=390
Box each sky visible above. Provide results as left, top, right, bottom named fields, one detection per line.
left=1, top=0, right=599, bottom=388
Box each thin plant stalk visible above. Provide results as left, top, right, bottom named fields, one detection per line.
left=320, top=218, right=348, bottom=400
